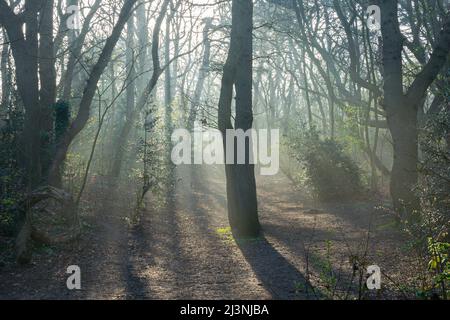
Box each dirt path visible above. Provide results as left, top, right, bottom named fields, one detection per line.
left=0, top=165, right=413, bottom=300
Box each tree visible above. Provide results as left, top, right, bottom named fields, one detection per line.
left=379, top=0, right=450, bottom=216
left=218, top=0, right=260, bottom=238
left=0, top=29, right=10, bottom=116
left=109, top=9, right=137, bottom=178
left=188, top=18, right=213, bottom=130
left=306, top=0, right=450, bottom=217
left=48, top=0, right=138, bottom=186
left=60, top=0, right=102, bottom=103
left=109, top=0, right=171, bottom=179
left=0, top=0, right=54, bottom=189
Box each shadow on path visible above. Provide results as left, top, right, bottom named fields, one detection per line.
left=236, top=234, right=320, bottom=300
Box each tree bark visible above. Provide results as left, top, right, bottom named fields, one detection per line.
left=21, top=0, right=41, bottom=189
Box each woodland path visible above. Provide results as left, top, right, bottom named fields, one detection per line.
left=0, top=165, right=409, bottom=300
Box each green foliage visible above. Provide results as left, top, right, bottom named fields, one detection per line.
left=318, top=240, right=337, bottom=294
left=216, top=226, right=234, bottom=243
left=132, top=106, right=169, bottom=218
left=54, top=101, right=70, bottom=143
left=0, top=106, right=24, bottom=236
left=398, top=108, right=450, bottom=300
left=287, top=128, right=363, bottom=202
left=426, top=237, right=450, bottom=299
left=418, top=109, right=450, bottom=237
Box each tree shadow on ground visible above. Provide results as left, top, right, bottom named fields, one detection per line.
left=193, top=164, right=324, bottom=299
left=122, top=165, right=239, bottom=299
left=122, top=176, right=180, bottom=299
left=236, top=234, right=322, bottom=300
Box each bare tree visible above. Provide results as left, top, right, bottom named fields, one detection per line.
left=218, top=0, right=260, bottom=238
left=379, top=0, right=450, bottom=216
left=48, top=0, right=138, bottom=186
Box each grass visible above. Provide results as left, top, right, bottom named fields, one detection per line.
left=216, top=227, right=234, bottom=243
left=215, top=226, right=264, bottom=245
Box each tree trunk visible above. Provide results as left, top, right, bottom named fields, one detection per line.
left=387, top=103, right=420, bottom=217
left=61, top=0, right=101, bottom=103
left=218, top=0, right=260, bottom=238
left=380, top=0, right=417, bottom=216
left=109, top=0, right=169, bottom=179
left=21, top=0, right=41, bottom=189
left=380, top=0, right=450, bottom=217
left=164, top=10, right=174, bottom=146
left=0, top=30, right=9, bottom=115
left=188, top=18, right=212, bottom=130
left=110, top=15, right=136, bottom=178
left=38, top=0, right=57, bottom=178
left=301, top=50, right=313, bottom=130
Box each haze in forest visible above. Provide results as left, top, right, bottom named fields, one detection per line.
left=0, top=0, right=449, bottom=301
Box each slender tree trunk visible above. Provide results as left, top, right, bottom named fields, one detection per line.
left=0, top=30, right=9, bottom=115
left=164, top=10, right=174, bottom=145
left=301, top=50, right=313, bottom=130
left=188, top=18, right=212, bottom=130
left=110, top=16, right=136, bottom=178
left=61, top=0, right=101, bottom=102
left=109, top=2, right=150, bottom=178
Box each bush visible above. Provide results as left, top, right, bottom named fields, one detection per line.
left=427, top=237, right=450, bottom=299
left=0, top=108, right=24, bottom=236
left=418, top=110, right=450, bottom=238
left=398, top=108, right=450, bottom=300
left=287, top=129, right=363, bottom=202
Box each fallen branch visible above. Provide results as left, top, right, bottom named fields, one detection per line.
left=15, top=186, right=78, bottom=264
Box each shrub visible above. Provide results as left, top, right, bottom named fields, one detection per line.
left=288, top=129, right=363, bottom=202
left=399, top=108, right=450, bottom=300
left=427, top=237, right=450, bottom=299
left=418, top=109, right=450, bottom=238
left=0, top=108, right=24, bottom=236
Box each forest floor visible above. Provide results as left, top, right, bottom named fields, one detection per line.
left=0, top=165, right=423, bottom=300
